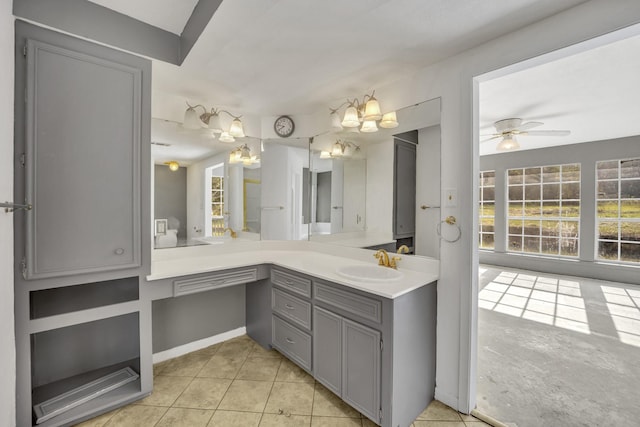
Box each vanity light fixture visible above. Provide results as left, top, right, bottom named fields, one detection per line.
left=183, top=102, right=246, bottom=138
left=164, top=161, right=180, bottom=171
left=326, top=139, right=360, bottom=158
left=229, top=144, right=260, bottom=166
left=496, top=134, right=520, bottom=151
left=329, top=90, right=398, bottom=132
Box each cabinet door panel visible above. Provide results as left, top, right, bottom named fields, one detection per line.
left=313, top=306, right=342, bottom=395
left=342, top=318, right=380, bottom=422
left=24, top=39, right=141, bottom=278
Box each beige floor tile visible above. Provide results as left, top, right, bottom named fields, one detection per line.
left=155, top=407, right=214, bottom=427
left=191, top=343, right=223, bottom=359
left=136, top=375, right=191, bottom=407
left=312, top=383, right=360, bottom=418
left=217, top=379, right=273, bottom=412
left=413, top=422, right=466, bottom=427
left=311, top=416, right=362, bottom=426
left=459, top=414, right=477, bottom=421
left=197, top=354, right=246, bottom=379
left=157, top=351, right=212, bottom=377
left=236, top=357, right=282, bottom=381
left=173, top=378, right=232, bottom=410
left=104, top=405, right=167, bottom=427
left=275, top=359, right=314, bottom=384
left=415, top=400, right=462, bottom=421
left=154, top=360, right=170, bottom=377
left=361, top=418, right=378, bottom=427
left=264, top=381, right=315, bottom=415
left=259, top=413, right=311, bottom=427
left=249, top=343, right=283, bottom=359
left=73, top=408, right=119, bottom=426
left=216, top=338, right=255, bottom=358
left=207, top=410, right=262, bottom=427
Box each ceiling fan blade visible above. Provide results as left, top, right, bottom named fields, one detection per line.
left=523, top=130, right=571, bottom=137
left=518, top=121, right=544, bottom=131
left=480, top=135, right=501, bottom=143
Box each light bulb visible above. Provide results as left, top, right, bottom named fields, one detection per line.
left=229, top=118, right=245, bottom=138
left=208, top=112, right=223, bottom=133
left=183, top=107, right=201, bottom=129
left=360, top=120, right=378, bottom=133
left=363, top=97, right=382, bottom=121
left=167, top=161, right=179, bottom=171
left=330, top=111, right=343, bottom=130
left=496, top=135, right=520, bottom=151
left=219, top=132, right=235, bottom=143
left=320, top=151, right=331, bottom=159
left=341, top=106, right=360, bottom=128
left=379, top=111, right=399, bottom=128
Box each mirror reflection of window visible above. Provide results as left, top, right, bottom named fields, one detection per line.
left=205, top=163, right=225, bottom=237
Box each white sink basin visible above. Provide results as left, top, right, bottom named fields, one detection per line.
left=335, top=265, right=403, bottom=282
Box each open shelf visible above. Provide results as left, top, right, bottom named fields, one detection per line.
left=30, top=277, right=139, bottom=319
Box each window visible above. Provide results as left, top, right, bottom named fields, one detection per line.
left=479, top=170, right=495, bottom=249
left=596, top=158, right=640, bottom=263
left=507, top=164, right=580, bottom=257
left=211, top=175, right=224, bottom=234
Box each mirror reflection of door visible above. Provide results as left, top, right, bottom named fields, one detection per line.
left=243, top=176, right=261, bottom=233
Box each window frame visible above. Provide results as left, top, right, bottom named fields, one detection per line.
left=479, top=170, right=496, bottom=250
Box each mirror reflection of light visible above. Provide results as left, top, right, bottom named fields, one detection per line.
left=479, top=271, right=591, bottom=335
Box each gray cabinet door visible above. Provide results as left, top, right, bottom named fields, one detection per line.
left=393, top=140, right=416, bottom=238
left=23, top=38, right=142, bottom=278
left=342, top=318, right=381, bottom=422
left=313, top=306, right=342, bottom=395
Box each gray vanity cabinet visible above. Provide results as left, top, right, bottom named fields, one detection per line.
left=313, top=306, right=342, bottom=395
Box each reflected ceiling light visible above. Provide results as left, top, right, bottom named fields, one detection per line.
left=183, top=102, right=245, bottom=138
left=219, top=131, right=235, bottom=143
left=164, top=161, right=180, bottom=171
left=496, top=135, right=520, bottom=151
left=229, top=144, right=260, bottom=166
left=330, top=90, right=397, bottom=133
left=328, top=139, right=360, bottom=158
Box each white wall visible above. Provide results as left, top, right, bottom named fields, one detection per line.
left=366, top=0, right=640, bottom=412
left=365, top=140, right=394, bottom=234
left=186, top=152, right=228, bottom=240
left=0, top=1, right=15, bottom=425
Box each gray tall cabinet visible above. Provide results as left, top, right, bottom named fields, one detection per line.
left=13, top=21, right=151, bottom=427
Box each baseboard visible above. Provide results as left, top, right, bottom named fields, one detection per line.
left=152, top=327, right=247, bottom=364
left=434, top=387, right=459, bottom=412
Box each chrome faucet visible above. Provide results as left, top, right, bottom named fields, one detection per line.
left=374, top=249, right=401, bottom=269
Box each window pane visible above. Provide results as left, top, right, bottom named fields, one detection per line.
left=620, top=243, right=640, bottom=262
left=542, top=201, right=561, bottom=217
left=541, top=237, right=559, bottom=254
left=560, top=239, right=578, bottom=256
left=542, top=184, right=560, bottom=200
left=524, top=184, right=541, bottom=200
left=508, top=169, right=524, bottom=185
left=509, top=185, right=523, bottom=200
left=620, top=222, right=640, bottom=242
left=620, top=179, right=640, bottom=199
left=509, top=202, right=523, bottom=217
left=211, top=178, right=223, bottom=190
left=620, top=158, right=640, bottom=179
left=621, top=200, right=640, bottom=218
left=508, top=235, right=522, bottom=251
left=524, top=202, right=541, bottom=217
left=541, top=220, right=560, bottom=237
left=523, top=236, right=540, bottom=253
left=480, top=233, right=495, bottom=249
left=560, top=221, right=579, bottom=239
left=482, top=171, right=496, bottom=185
left=523, top=220, right=541, bottom=237
left=480, top=202, right=495, bottom=217
left=562, top=164, right=580, bottom=182
left=542, top=166, right=560, bottom=183
left=597, top=201, right=618, bottom=218
left=212, top=205, right=223, bottom=216
left=597, top=161, right=618, bottom=180
left=212, top=192, right=222, bottom=203
left=483, top=186, right=495, bottom=201
left=525, top=167, right=541, bottom=184
left=561, top=201, right=580, bottom=218
left=562, top=182, right=580, bottom=199
left=508, top=219, right=523, bottom=234
left=597, top=181, right=618, bottom=199
left=598, top=241, right=618, bottom=260
left=598, top=221, right=618, bottom=240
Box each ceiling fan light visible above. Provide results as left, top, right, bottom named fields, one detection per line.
left=379, top=111, right=399, bottom=128
left=208, top=113, right=223, bottom=133
left=496, top=135, right=520, bottom=151
left=363, top=97, right=382, bottom=121
left=229, top=118, right=245, bottom=138
left=341, top=106, right=360, bottom=127
left=183, top=107, right=201, bottom=129
left=220, top=131, right=235, bottom=143
left=360, top=120, right=378, bottom=133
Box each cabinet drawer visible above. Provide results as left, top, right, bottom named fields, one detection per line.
left=272, top=288, right=312, bottom=330
left=272, top=315, right=312, bottom=371
left=271, top=269, right=311, bottom=298
left=173, top=268, right=257, bottom=297
left=314, top=281, right=382, bottom=324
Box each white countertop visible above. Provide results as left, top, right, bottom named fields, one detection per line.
left=148, top=240, right=439, bottom=299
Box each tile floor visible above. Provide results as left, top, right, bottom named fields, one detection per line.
left=75, top=335, right=490, bottom=427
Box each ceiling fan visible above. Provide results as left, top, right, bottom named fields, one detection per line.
left=482, top=118, right=570, bottom=151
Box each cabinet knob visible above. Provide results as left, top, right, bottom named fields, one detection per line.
left=285, top=337, right=296, bottom=344
left=114, top=248, right=125, bottom=255
left=285, top=304, right=295, bottom=310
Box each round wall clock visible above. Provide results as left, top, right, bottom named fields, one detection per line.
left=274, top=115, right=295, bottom=138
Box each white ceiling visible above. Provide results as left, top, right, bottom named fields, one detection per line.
left=479, top=32, right=640, bottom=155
